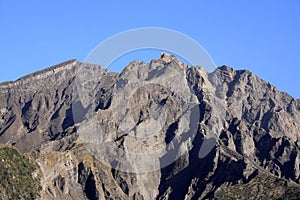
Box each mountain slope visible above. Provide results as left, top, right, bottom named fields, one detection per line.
left=0, top=53, right=299, bottom=199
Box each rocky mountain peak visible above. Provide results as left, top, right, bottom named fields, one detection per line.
left=0, top=56, right=300, bottom=199
left=160, top=52, right=181, bottom=64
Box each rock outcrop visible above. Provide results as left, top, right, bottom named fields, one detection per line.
left=0, top=53, right=300, bottom=199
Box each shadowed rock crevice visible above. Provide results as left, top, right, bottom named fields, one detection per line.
left=165, top=121, right=178, bottom=144
left=21, top=100, right=39, bottom=132
left=158, top=128, right=217, bottom=199
left=78, top=162, right=99, bottom=200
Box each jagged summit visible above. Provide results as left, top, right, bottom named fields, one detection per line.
left=160, top=52, right=180, bottom=63
left=216, top=65, right=234, bottom=72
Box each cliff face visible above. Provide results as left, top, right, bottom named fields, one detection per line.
left=0, top=59, right=79, bottom=152
left=0, top=53, right=300, bottom=199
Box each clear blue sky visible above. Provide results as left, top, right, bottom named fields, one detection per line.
left=0, top=0, right=299, bottom=98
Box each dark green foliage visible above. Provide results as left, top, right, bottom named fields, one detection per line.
left=277, top=187, right=300, bottom=200
left=215, top=173, right=300, bottom=200
left=0, top=146, right=41, bottom=199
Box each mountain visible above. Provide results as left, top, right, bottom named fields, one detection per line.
left=0, top=53, right=300, bottom=199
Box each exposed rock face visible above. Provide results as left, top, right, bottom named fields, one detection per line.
left=0, top=53, right=300, bottom=199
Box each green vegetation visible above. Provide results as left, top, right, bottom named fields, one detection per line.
left=215, top=173, right=300, bottom=200
left=0, top=146, right=41, bottom=199
left=277, top=187, right=300, bottom=200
